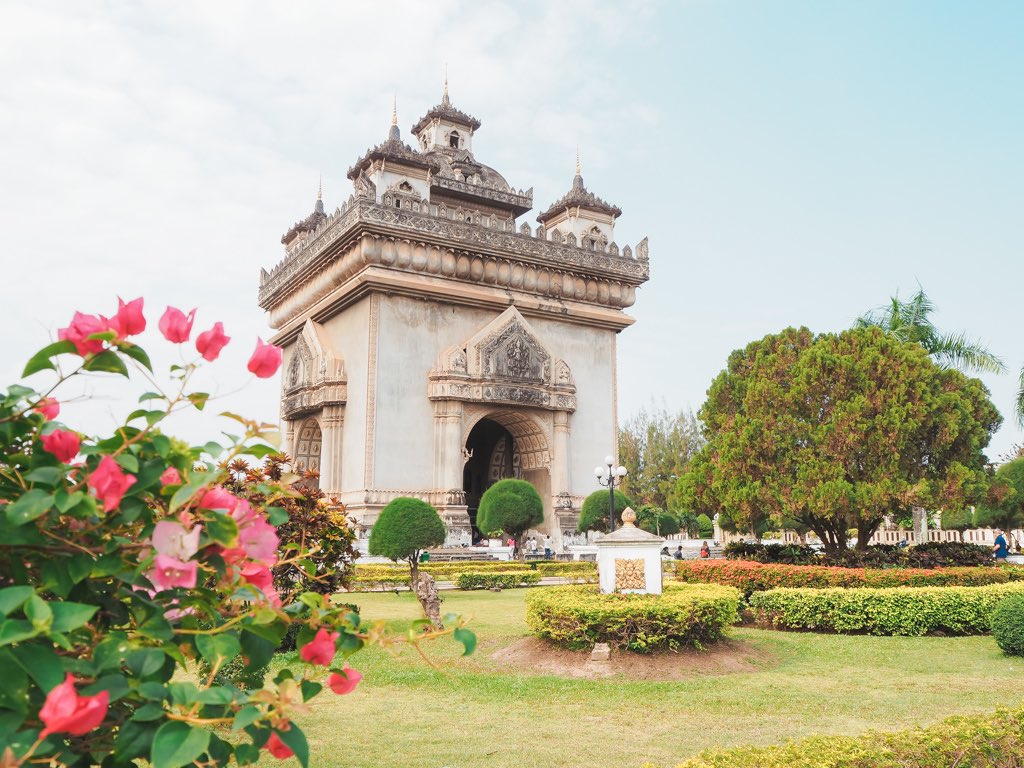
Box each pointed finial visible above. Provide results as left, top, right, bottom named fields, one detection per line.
left=317, top=174, right=322, bottom=201
left=575, top=146, right=581, bottom=176
left=391, top=94, right=398, bottom=126
left=443, top=64, right=450, bottom=105
left=388, top=96, right=401, bottom=141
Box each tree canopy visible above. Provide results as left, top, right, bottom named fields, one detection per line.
left=856, top=286, right=1006, bottom=375
left=975, top=457, right=1024, bottom=532
left=477, top=479, right=544, bottom=560
left=577, top=489, right=635, bottom=534
left=635, top=505, right=681, bottom=536
left=369, top=497, right=446, bottom=564
left=619, top=407, right=704, bottom=511
left=677, top=326, right=1001, bottom=553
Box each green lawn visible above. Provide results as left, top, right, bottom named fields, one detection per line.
left=275, top=589, right=1023, bottom=768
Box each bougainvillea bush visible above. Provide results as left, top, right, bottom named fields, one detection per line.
left=0, top=298, right=474, bottom=767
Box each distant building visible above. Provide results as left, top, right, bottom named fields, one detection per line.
left=258, top=85, right=649, bottom=546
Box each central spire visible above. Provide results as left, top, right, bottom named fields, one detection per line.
left=388, top=96, right=401, bottom=141
left=442, top=65, right=449, bottom=105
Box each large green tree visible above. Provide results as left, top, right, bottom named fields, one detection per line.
left=975, top=458, right=1024, bottom=537
left=577, top=489, right=635, bottom=534
left=369, top=497, right=446, bottom=589
left=677, top=326, right=1001, bottom=554
left=856, top=286, right=1006, bottom=375
left=619, top=406, right=703, bottom=511
left=477, top=478, right=544, bottom=562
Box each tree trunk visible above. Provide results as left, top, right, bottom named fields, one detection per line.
left=516, top=532, right=526, bottom=563
left=911, top=507, right=928, bottom=546
left=414, top=572, right=443, bottom=630
left=409, top=556, right=419, bottom=593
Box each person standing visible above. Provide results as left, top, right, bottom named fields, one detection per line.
left=993, top=528, right=1009, bottom=561
left=543, top=535, right=552, bottom=559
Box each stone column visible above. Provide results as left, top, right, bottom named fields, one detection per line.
left=285, top=419, right=296, bottom=463
left=549, top=410, right=571, bottom=551
left=318, top=405, right=345, bottom=496
left=432, top=399, right=464, bottom=492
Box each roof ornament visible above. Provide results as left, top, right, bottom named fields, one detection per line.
left=315, top=175, right=324, bottom=214
left=388, top=95, right=401, bottom=142
left=575, top=146, right=581, bottom=177
left=442, top=64, right=449, bottom=105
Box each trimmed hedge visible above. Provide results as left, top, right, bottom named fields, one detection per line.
left=991, top=594, right=1024, bottom=655
left=534, top=562, right=598, bottom=580
left=455, top=571, right=542, bottom=590
left=525, top=583, right=740, bottom=653
left=351, top=560, right=597, bottom=590
left=673, top=559, right=1024, bottom=597
left=724, top=540, right=996, bottom=568
left=749, top=582, right=1024, bottom=636
left=671, top=704, right=1024, bottom=768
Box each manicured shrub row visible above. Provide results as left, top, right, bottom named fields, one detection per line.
left=534, top=562, right=598, bottom=580
left=671, top=704, right=1024, bottom=768
left=724, top=540, right=996, bottom=568
left=525, top=584, right=740, bottom=653
left=356, top=561, right=530, bottom=578
left=748, top=582, right=1024, bottom=636
left=673, top=559, right=1024, bottom=597
left=455, top=571, right=542, bottom=590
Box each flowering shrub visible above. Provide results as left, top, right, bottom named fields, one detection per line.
left=0, top=298, right=474, bottom=767
left=673, top=559, right=1023, bottom=598
left=749, top=582, right=1024, bottom=635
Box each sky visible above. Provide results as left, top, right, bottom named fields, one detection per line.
left=1, top=0, right=1021, bottom=459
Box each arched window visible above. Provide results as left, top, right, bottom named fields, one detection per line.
left=294, top=417, right=322, bottom=484
left=449, top=132, right=460, bottom=148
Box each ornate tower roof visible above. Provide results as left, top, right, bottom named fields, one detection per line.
left=346, top=102, right=438, bottom=181
left=410, top=80, right=482, bottom=135
left=280, top=183, right=328, bottom=246
left=536, top=165, right=622, bottom=225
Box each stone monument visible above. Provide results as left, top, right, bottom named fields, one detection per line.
left=595, top=508, right=664, bottom=594
left=258, top=83, right=650, bottom=548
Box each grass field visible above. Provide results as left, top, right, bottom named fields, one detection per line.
left=271, top=589, right=1023, bottom=768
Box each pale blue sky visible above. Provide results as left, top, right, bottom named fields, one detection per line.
left=1, top=1, right=1021, bottom=457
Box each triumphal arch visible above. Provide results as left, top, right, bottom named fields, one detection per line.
left=258, top=87, right=649, bottom=545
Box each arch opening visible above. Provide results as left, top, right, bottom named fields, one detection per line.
left=293, top=416, right=322, bottom=489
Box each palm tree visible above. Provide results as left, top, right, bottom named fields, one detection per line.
left=1016, top=367, right=1024, bottom=428
left=856, top=287, right=1006, bottom=375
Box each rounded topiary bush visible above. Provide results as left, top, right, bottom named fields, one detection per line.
left=525, top=583, right=740, bottom=653
left=577, top=489, right=635, bottom=533
left=369, top=497, right=446, bottom=563
left=477, top=478, right=544, bottom=543
left=991, top=594, right=1024, bottom=655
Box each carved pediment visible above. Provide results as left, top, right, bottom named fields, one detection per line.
left=282, top=319, right=347, bottom=419
left=429, top=307, right=576, bottom=412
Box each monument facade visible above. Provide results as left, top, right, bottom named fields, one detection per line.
left=258, top=86, right=650, bottom=546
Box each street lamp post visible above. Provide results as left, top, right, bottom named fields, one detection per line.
left=594, top=455, right=628, bottom=533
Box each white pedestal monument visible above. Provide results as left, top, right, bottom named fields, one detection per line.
left=595, top=508, right=665, bottom=595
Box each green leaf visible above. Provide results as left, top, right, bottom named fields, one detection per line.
left=239, top=629, right=276, bottom=671
left=127, top=647, right=166, bottom=678
left=231, top=704, right=261, bottom=732
left=195, top=632, right=241, bottom=665
left=54, top=490, right=85, bottom=513
left=204, top=511, right=238, bottom=547
left=300, top=680, right=321, bottom=701
left=276, top=723, right=310, bottom=767
left=151, top=721, right=211, bottom=768
left=188, top=392, right=210, bottom=411
left=0, top=618, right=40, bottom=646
left=11, top=643, right=64, bottom=690
left=82, top=349, right=129, bottom=377
left=139, top=391, right=165, bottom=403
left=6, top=489, right=54, bottom=525
left=0, top=586, right=33, bottom=616
left=50, top=601, right=97, bottom=632
left=115, top=718, right=158, bottom=760
left=454, top=627, right=477, bottom=656
left=22, top=340, right=76, bottom=377
left=197, top=686, right=234, bottom=705
left=267, top=506, right=289, bottom=526
left=25, top=594, right=52, bottom=630
left=117, top=453, right=140, bottom=473
left=119, top=342, right=153, bottom=372
left=169, top=471, right=219, bottom=514
left=24, top=466, right=65, bottom=486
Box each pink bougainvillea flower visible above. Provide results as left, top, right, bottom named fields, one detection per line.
left=158, top=306, right=196, bottom=343
left=240, top=562, right=281, bottom=606
left=34, top=397, right=60, bottom=420
left=230, top=497, right=259, bottom=526
left=112, top=296, right=146, bottom=337
left=195, top=321, right=230, bottom=361
left=39, top=673, right=109, bottom=737
left=87, top=455, right=136, bottom=512
left=152, top=520, right=202, bottom=561
left=247, top=338, right=283, bottom=378
left=40, top=429, right=81, bottom=464
left=239, top=516, right=279, bottom=566
left=58, top=312, right=110, bottom=356
left=199, top=487, right=239, bottom=513
left=149, top=553, right=198, bottom=591
left=299, top=627, right=339, bottom=667
left=266, top=731, right=294, bottom=759
left=159, top=466, right=182, bottom=486
left=328, top=666, right=362, bottom=695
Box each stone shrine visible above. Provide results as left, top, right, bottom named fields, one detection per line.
left=258, top=85, right=650, bottom=547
